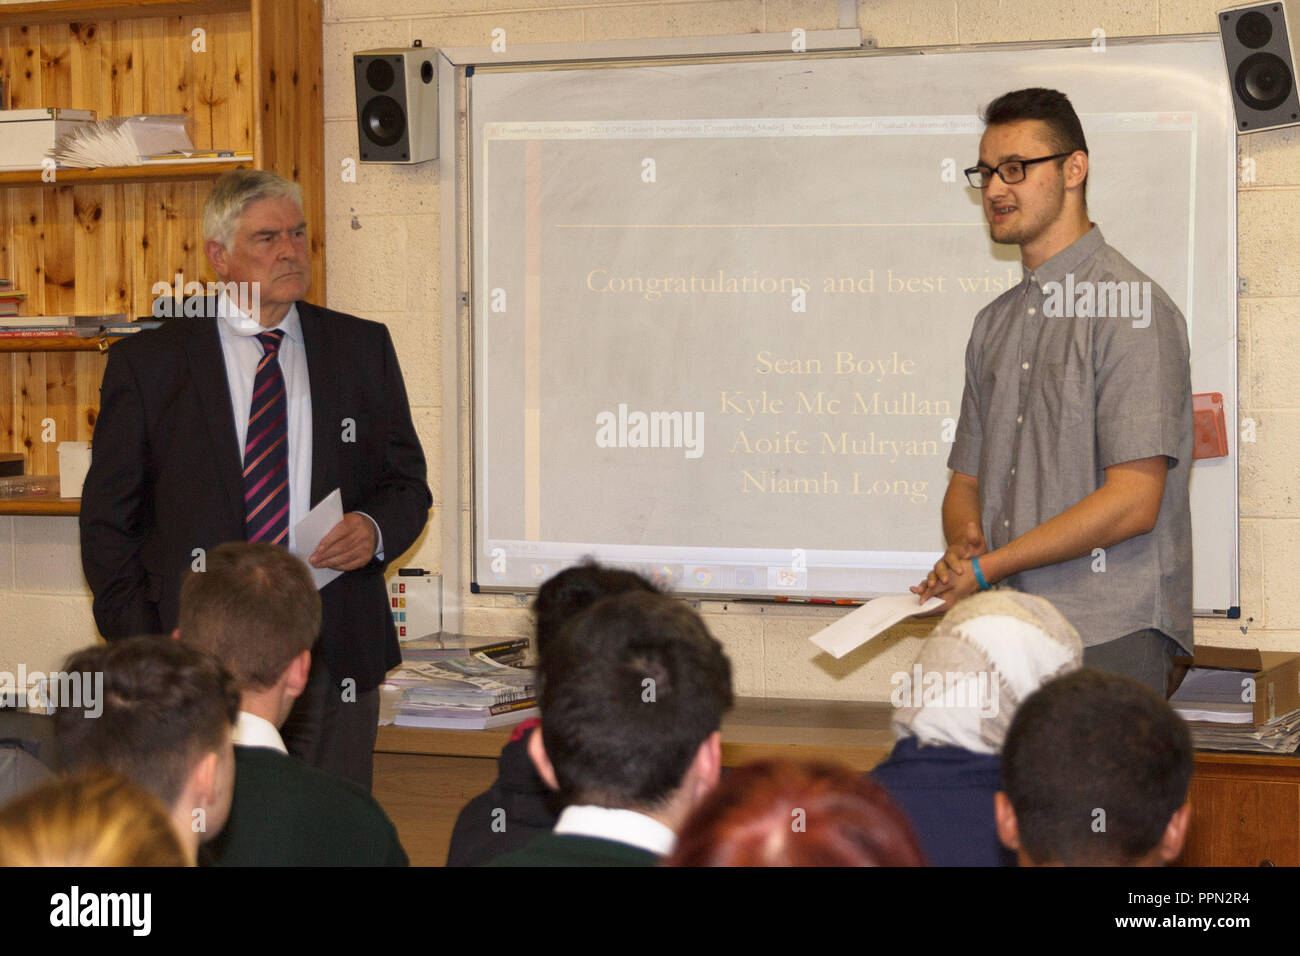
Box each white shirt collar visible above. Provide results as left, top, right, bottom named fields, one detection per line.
left=217, top=290, right=301, bottom=344
left=232, top=711, right=288, bottom=754
left=552, top=805, right=676, bottom=857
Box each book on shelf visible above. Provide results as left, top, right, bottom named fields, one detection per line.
left=399, top=635, right=530, bottom=665
left=0, top=328, right=79, bottom=338
left=0, top=313, right=127, bottom=329
left=394, top=699, right=539, bottom=731
left=138, top=150, right=253, bottom=165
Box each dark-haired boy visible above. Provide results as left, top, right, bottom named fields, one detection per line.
left=914, top=87, right=1193, bottom=696
left=446, top=561, right=659, bottom=867
left=53, top=636, right=239, bottom=864
left=177, top=542, right=407, bottom=866
left=489, top=591, right=733, bottom=866
left=995, top=668, right=1192, bottom=866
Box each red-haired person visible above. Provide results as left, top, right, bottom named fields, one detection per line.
left=663, top=759, right=926, bottom=867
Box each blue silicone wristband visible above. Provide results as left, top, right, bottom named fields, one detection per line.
left=971, top=556, right=991, bottom=591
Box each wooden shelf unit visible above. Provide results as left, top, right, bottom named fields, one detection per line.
left=0, top=0, right=323, bottom=485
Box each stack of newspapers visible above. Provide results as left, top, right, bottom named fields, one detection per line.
left=388, top=653, right=537, bottom=730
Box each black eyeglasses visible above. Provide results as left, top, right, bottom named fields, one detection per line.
left=963, top=152, right=1074, bottom=188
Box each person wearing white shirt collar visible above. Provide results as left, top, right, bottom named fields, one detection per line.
left=79, top=169, right=431, bottom=794
left=176, top=541, right=408, bottom=866
left=490, top=592, right=733, bottom=867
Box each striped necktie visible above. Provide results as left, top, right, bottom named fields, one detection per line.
left=243, top=329, right=290, bottom=545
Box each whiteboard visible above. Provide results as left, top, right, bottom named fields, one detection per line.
left=468, top=37, right=1238, bottom=613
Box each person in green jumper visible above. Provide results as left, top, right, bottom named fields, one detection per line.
left=177, top=541, right=407, bottom=867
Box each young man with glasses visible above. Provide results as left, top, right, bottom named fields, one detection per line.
left=912, top=88, right=1193, bottom=697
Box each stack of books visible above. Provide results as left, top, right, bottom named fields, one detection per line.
left=0, top=281, right=25, bottom=316
left=0, top=314, right=160, bottom=339
left=398, top=634, right=530, bottom=666
left=1171, top=666, right=1300, bottom=753
left=387, top=652, right=537, bottom=730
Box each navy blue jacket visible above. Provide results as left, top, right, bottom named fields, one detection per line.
left=869, top=737, right=1015, bottom=867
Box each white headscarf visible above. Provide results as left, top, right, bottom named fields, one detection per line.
left=892, top=589, right=1083, bottom=754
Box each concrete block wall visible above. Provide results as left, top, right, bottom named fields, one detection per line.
left=0, top=0, right=1290, bottom=704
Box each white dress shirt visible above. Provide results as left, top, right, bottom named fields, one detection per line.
left=216, top=295, right=312, bottom=552
left=552, top=805, right=677, bottom=857
left=232, top=711, right=288, bottom=754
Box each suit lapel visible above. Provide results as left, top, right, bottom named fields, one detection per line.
left=182, top=310, right=247, bottom=527
left=299, top=302, right=341, bottom=508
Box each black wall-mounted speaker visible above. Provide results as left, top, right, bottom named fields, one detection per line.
left=1219, top=2, right=1300, bottom=132
left=353, top=45, right=438, bottom=164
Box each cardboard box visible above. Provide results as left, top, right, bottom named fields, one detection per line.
left=0, top=108, right=96, bottom=170
left=1173, top=646, right=1300, bottom=726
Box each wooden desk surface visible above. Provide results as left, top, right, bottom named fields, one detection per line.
left=375, top=697, right=899, bottom=771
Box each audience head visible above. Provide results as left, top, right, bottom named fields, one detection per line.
left=665, top=759, right=926, bottom=866
left=529, top=591, right=733, bottom=829
left=893, top=589, right=1082, bottom=753
left=997, top=668, right=1193, bottom=867
left=532, top=560, right=659, bottom=660
left=178, top=542, right=320, bottom=726
left=0, top=769, right=188, bottom=867
left=54, top=636, right=239, bottom=859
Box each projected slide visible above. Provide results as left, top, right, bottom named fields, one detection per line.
left=469, top=45, right=1234, bottom=601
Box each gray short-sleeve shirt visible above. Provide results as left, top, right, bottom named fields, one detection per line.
left=947, top=225, right=1193, bottom=651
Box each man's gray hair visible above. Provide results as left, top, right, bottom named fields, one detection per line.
left=202, top=169, right=304, bottom=250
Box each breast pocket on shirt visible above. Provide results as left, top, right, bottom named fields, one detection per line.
left=1040, top=363, right=1090, bottom=430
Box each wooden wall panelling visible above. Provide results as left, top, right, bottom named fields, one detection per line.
left=11, top=189, right=44, bottom=317
left=135, top=16, right=165, bottom=116
left=100, top=185, right=132, bottom=316
left=163, top=15, right=194, bottom=148
left=223, top=11, right=251, bottom=153
left=40, top=23, right=73, bottom=112
left=67, top=19, right=99, bottom=113
left=16, top=351, right=46, bottom=474
left=187, top=11, right=213, bottom=150
left=0, top=28, right=9, bottom=109
left=134, top=180, right=162, bottom=316
left=99, top=18, right=136, bottom=119
left=9, top=25, right=40, bottom=111
left=296, top=0, right=323, bottom=292
left=0, top=353, right=11, bottom=459
left=46, top=186, right=75, bottom=314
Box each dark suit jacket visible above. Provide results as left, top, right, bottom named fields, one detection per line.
left=79, top=301, right=431, bottom=690
left=203, top=745, right=408, bottom=866
left=484, top=832, right=660, bottom=867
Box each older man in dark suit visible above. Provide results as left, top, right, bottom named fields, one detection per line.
left=79, top=169, right=431, bottom=790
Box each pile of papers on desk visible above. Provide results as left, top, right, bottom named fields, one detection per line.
left=387, top=652, right=537, bottom=730
left=1171, top=648, right=1300, bottom=754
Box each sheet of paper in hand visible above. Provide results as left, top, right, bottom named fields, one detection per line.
left=809, top=594, right=943, bottom=659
